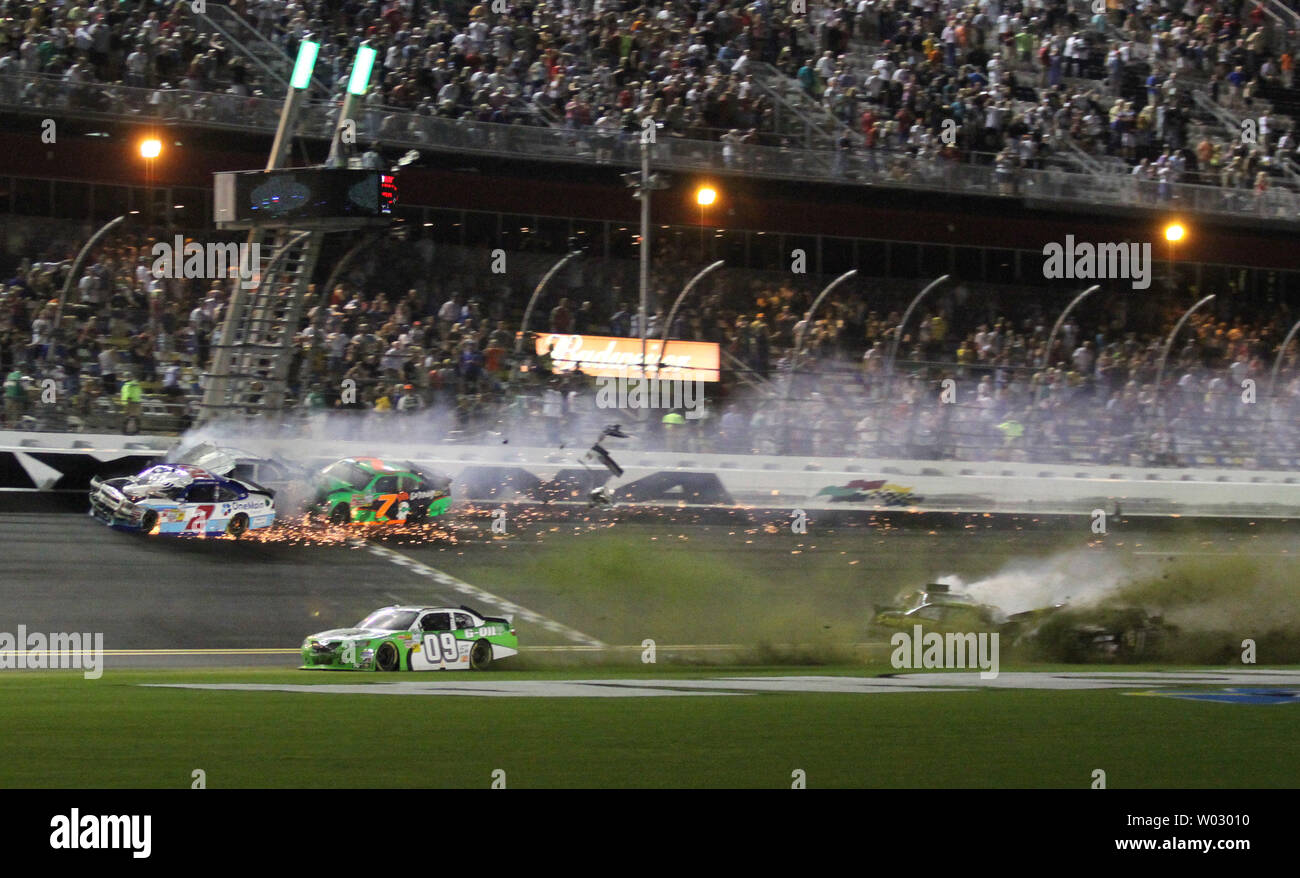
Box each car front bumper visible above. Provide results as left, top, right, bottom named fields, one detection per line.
left=300, top=642, right=375, bottom=670
left=88, top=480, right=147, bottom=530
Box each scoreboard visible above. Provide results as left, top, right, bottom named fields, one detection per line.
left=213, top=168, right=397, bottom=228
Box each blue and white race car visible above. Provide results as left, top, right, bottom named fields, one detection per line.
left=89, top=464, right=276, bottom=536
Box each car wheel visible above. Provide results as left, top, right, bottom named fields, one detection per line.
left=406, top=503, right=427, bottom=524
left=375, top=641, right=401, bottom=672
left=329, top=503, right=351, bottom=524
left=140, top=510, right=158, bottom=534
left=470, top=639, right=493, bottom=671
left=227, top=513, right=249, bottom=538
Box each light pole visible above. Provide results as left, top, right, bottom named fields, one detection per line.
left=1042, top=284, right=1101, bottom=369
left=781, top=268, right=858, bottom=453
left=317, top=230, right=384, bottom=329
left=695, top=185, right=716, bottom=261
left=1036, top=284, right=1100, bottom=403
left=623, top=139, right=668, bottom=377
left=657, top=259, right=725, bottom=373
left=1153, top=293, right=1215, bottom=407
left=45, top=214, right=128, bottom=366
left=325, top=40, right=371, bottom=166
left=139, top=136, right=161, bottom=222
left=1164, top=221, right=1185, bottom=290
left=511, top=250, right=583, bottom=380
left=886, top=274, right=951, bottom=376
left=1268, top=317, right=1300, bottom=398
left=787, top=269, right=859, bottom=400
left=203, top=39, right=322, bottom=421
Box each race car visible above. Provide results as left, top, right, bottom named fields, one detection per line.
left=309, top=457, right=452, bottom=524
left=89, top=463, right=276, bottom=536
left=167, top=441, right=314, bottom=511
left=873, top=583, right=1005, bottom=633
left=873, top=582, right=1174, bottom=661
left=301, top=605, right=518, bottom=671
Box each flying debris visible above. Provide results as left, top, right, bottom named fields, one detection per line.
left=582, top=425, right=631, bottom=507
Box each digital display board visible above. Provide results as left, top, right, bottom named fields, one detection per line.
left=214, top=169, right=396, bottom=226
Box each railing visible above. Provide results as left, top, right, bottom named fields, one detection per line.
left=1, top=73, right=1297, bottom=224
left=176, top=2, right=306, bottom=98
left=1190, top=91, right=1300, bottom=187
left=750, top=61, right=858, bottom=149
left=2, top=391, right=196, bottom=436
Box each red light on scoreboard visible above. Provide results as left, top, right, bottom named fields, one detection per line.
left=380, top=174, right=398, bottom=214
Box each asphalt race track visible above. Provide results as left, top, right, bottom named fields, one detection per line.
left=0, top=513, right=478, bottom=666
left=3, top=506, right=1291, bottom=669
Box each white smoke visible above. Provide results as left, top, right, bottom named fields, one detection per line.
left=933, top=550, right=1138, bottom=615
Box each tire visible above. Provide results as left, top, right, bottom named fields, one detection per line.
left=226, top=513, right=249, bottom=538
left=469, top=639, right=493, bottom=671
left=375, top=641, right=401, bottom=672
left=140, top=510, right=158, bottom=534
left=406, top=503, right=427, bottom=524
left=329, top=503, right=351, bottom=524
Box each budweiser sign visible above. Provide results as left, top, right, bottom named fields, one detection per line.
left=532, top=333, right=720, bottom=382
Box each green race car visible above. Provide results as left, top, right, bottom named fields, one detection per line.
left=310, top=457, right=452, bottom=524
left=302, top=605, right=519, bottom=671
left=873, top=583, right=1005, bottom=633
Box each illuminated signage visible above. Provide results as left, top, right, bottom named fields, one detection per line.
left=532, top=333, right=720, bottom=381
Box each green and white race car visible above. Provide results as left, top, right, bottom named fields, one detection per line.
left=301, top=605, right=518, bottom=671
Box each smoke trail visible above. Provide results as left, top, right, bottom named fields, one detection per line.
left=934, top=550, right=1135, bottom=615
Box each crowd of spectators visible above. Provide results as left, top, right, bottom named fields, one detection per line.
left=6, top=0, right=1300, bottom=196
left=785, top=0, right=1300, bottom=194
left=5, top=218, right=1300, bottom=468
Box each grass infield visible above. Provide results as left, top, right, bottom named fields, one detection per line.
left=2, top=667, right=1297, bottom=789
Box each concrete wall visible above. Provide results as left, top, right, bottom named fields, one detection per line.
left=1, top=431, right=1297, bottom=518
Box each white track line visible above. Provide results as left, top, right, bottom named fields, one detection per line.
left=363, top=544, right=606, bottom=648
left=1132, top=551, right=1294, bottom=556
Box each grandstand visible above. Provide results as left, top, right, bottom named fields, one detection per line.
left=2, top=0, right=1300, bottom=471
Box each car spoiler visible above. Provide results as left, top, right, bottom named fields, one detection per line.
left=462, top=604, right=512, bottom=625
left=231, top=476, right=275, bottom=499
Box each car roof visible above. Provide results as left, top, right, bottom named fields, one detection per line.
left=140, top=463, right=226, bottom=484
left=148, top=464, right=258, bottom=492
left=382, top=606, right=480, bottom=616
left=347, top=457, right=401, bottom=473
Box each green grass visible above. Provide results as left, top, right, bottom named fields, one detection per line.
left=3, top=668, right=1297, bottom=788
